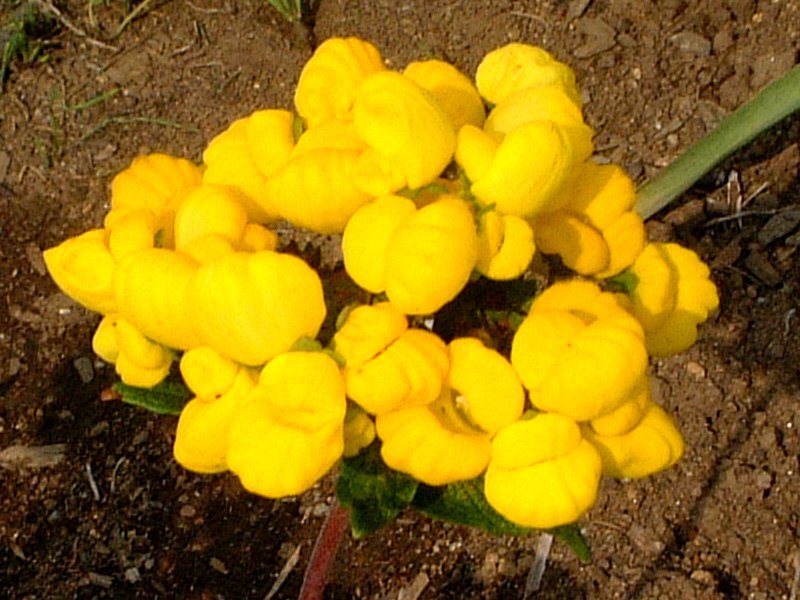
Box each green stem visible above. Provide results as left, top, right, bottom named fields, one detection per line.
left=635, top=65, right=800, bottom=219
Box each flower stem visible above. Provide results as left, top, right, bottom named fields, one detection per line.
left=298, top=500, right=351, bottom=600
left=635, top=65, right=800, bottom=219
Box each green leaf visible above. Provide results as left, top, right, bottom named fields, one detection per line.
left=336, top=444, right=418, bottom=538
left=112, top=378, right=192, bottom=415
left=636, top=65, right=800, bottom=219
left=551, top=523, right=591, bottom=563
left=412, top=477, right=531, bottom=536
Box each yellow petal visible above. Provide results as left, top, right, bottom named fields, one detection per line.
left=332, top=302, right=408, bottom=369
left=447, top=337, right=524, bottom=433
left=106, top=208, right=158, bottom=261
left=354, top=70, right=456, bottom=190
left=43, top=229, right=117, bottom=314
left=476, top=43, right=582, bottom=106
left=343, top=403, right=376, bottom=458
left=595, top=210, right=645, bottom=279
left=113, top=248, right=203, bottom=350
left=403, top=59, right=486, bottom=130
left=92, top=315, right=120, bottom=363
left=476, top=212, right=536, bottom=280
left=174, top=184, right=248, bottom=251
left=110, top=153, right=202, bottom=216
left=188, top=251, right=326, bottom=365
left=294, top=37, right=385, bottom=127
left=584, top=402, right=684, bottom=478
left=454, top=124, right=500, bottom=184
left=226, top=352, right=346, bottom=497
left=341, top=195, right=417, bottom=293
left=245, top=109, right=295, bottom=178
left=179, top=346, right=241, bottom=399
left=384, top=196, right=478, bottom=315
left=534, top=211, right=610, bottom=275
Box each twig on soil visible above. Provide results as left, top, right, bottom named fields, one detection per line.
left=704, top=209, right=780, bottom=227
left=397, top=573, right=429, bottom=600
left=34, top=0, right=118, bottom=51
left=110, top=456, right=126, bottom=494
left=263, top=543, right=301, bottom=600
left=789, top=550, right=800, bottom=600
left=115, top=0, right=155, bottom=37
left=85, top=461, right=101, bottom=501
left=524, top=532, right=554, bottom=599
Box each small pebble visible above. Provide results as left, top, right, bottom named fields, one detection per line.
left=690, top=569, right=716, bottom=585
left=179, top=505, right=197, bottom=518
left=124, top=567, right=141, bottom=583
left=73, top=357, right=94, bottom=384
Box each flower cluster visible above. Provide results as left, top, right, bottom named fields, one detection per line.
left=44, top=38, right=718, bottom=529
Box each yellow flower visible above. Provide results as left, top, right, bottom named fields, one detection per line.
left=625, top=242, right=719, bottom=356
left=263, top=147, right=371, bottom=234
left=188, top=251, right=326, bottom=366
left=353, top=71, right=456, bottom=194
left=332, top=302, right=408, bottom=369
left=383, top=196, right=479, bottom=315
left=476, top=211, right=536, bottom=280
left=110, top=153, right=202, bottom=218
left=345, top=329, right=449, bottom=415
left=226, top=351, right=347, bottom=498
left=484, top=412, right=602, bottom=529
left=536, top=162, right=645, bottom=277
left=511, top=280, right=647, bottom=421
left=202, top=112, right=294, bottom=223
left=456, top=121, right=582, bottom=218
left=588, top=375, right=651, bottom=437
left=343, top=403, right=376, bottom=458
left=174, top=184, right=249, bottom=258
left=173, top=351, right=258, bottom=474
left=403, top=59, right=486, bottom=131
left=375, top=336, right=524, bottom=485
left=113, top=248, right=204, bottom=351
left=43, top=229, right=117, bottom=314
left=483, top=85, right=594, bottom=165
left=342, top=195, right=418, bottom=293
left=105, top=208, right=159, bottom=262
left=92, top=314, right=173, bottom=387
left=475, top=43, right=582, bottom=107
left=583, top=401, right=684, bottom=479
left=294, top=37, right=385, bottom=128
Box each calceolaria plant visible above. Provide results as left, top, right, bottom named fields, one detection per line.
left=45, top=37, right=725, bottom=563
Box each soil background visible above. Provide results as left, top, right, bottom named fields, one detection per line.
left=1, top=0, right=800, bottom=598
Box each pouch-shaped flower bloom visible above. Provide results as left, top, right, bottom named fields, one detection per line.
left=345, top=329, right=449, bottom=415
left=295, top=37, right=385, bottom=128
left=332, top=302, right=408, bottom=369
left=476, top=211, right=536, bottom=280
left=484, top=412, right=602, bottom=529
left=110, top=153, right=203, bottom=218
left=587, top=374, right=651, bottom=437
left=475, top=43, right=582, bottom=107
left=174, top=184, right=249, bottom=256
left=92, top=314, right=173, bottom=387
left=384, top=196, right=479, bottom=315
left=43, top=229, right=117, bottom=314
left=263, top=147, right=371, bottom=234
left=188, top=251, right=326, bottom=366
left=173, top=348, right=258, bottom=473
left=202, top=113, right=292, bottom=223
left=226, top=351, right=347, bottom=498
left=113, top=248, right=203, bottom=351
left=537, top=162, right=645, bottom=278
left=483, top=85, right=594, bottom=166
left=583, top=401, right=684, bottom=479
left=403, top=59, right=486, bottom=131
left=343, top=403, right=376, bottom=458
left=456, top=121, right=581, bottom=218
left=342, top=195, right=418, bottom=293
left=511, top=280, right=647, bottom=421
left=625, top=242, right=719, bottom=357
left=104, top=208, right=159, bottom=262
left=353, top=71, right=456, bottom=194
left=375, top=337, right=523, bottom=485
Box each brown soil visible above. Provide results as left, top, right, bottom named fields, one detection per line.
left=1, top=1, right=799, bottom=598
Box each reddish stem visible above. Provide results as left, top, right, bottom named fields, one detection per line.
left=298, top=500, right=350, bottom=600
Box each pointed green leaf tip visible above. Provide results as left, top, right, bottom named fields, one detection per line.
left=336, top=444, right=419, bottom=538
left=112, top=378, right=192, bottom=415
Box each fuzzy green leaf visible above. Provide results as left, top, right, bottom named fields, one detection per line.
left=412, top=477, right=531, bottom=536
left=551, top=523, right=591, bottom=563
left=112, top=378, right=192, bottom=415
left=336, top=445, right=418, bottom=538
